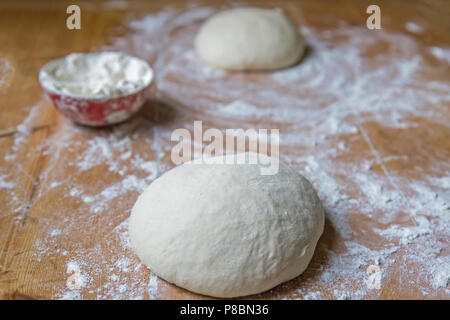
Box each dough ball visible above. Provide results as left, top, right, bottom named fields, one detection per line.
left=194, top=8, right=305, bottom=70
left=129, top=154, right=324, bottom=298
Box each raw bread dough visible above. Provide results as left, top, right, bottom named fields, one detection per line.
left=194, top=8, right=305, bottom=70
left=129, top=154, right=324, bottom=298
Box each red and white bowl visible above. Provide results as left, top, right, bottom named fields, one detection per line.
left=39, top=53, right=153, bottom=126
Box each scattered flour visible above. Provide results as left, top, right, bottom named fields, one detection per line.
left=148, top=273, right=159, bottom=300
left=405, top=22, right=423, bottom=34
left=0, top=57, right=13, bottom=89
left=429, top=46, right=450, bottom=63
left=0, top=174, right=14, bottom=189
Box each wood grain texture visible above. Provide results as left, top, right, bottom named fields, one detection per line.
left=0, top=0, right=449, bottom=299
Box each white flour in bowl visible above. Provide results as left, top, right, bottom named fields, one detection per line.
left=39, top=51, right=153, bottom=98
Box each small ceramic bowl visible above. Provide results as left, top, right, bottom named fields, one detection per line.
left=38, top=52, right=153, bottom=126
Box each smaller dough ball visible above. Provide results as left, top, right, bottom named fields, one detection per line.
left=195, top=8, right=305, bottom=70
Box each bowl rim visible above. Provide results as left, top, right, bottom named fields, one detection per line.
left=38, top=51, right=154, bottom=101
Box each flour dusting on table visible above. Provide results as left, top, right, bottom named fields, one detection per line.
left=0, top=57, right=13, bottom=89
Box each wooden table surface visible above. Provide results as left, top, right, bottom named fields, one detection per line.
left=0, top=0, right=449, bottom=299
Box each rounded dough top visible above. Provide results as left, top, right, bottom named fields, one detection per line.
left=195, top=8, right=305, bottom=70
left=129, top=154, right=324, bottom=298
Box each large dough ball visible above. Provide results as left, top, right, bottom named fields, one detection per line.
left=194, top=8, right=305, bottom=71
left=129, top=154, right=324, bottom=298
